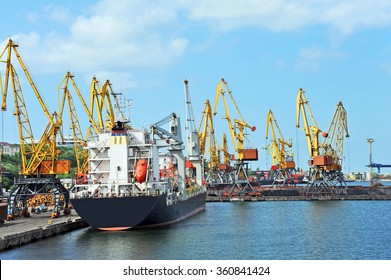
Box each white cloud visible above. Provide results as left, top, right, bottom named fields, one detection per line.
left=183, top=0, right=391, bottom=34
left=7, top=0, right=391, bottom=85
left=183, top=0, right=313, bottom=31
left=322, top=1, right=391, bottom=34
left=8, top=0, right=187, bottom=87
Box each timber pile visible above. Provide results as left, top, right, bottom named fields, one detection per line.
left=26, top=194, right=65, bottom=207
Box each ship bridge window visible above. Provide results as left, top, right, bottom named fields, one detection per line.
left=117, top=166, right=121, bottom=171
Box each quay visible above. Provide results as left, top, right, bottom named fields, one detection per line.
left=0, top=211, right=87, bottom=251
left=206, top=194, right=391, bottom=202
left=206, top=186, right=391, bottom=202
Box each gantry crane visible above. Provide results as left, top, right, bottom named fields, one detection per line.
left=213, top=78, right=257, bottom=192
left=265, top=110, right=295, bottom=187
left=296, top=88, right=348, bottom=193
left=0, top=38, right=70, bottom=218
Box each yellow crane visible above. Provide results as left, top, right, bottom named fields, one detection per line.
left=214, top=78, right=257, bottom=162
left=198, top=99, right=220, bottom=176
left=58, top=72, right=102, bottom=184
left=0, top=38, right=70, bottom=218
left=89, top=77, right=115, bottom=132
left=322, top=102, right=349, bottom=169
left=1, top=39, right=69, bottom=176
left=217, top=132, right=235, bottom=185
left=296, top=88, right=348, bottom=192
left=219, top=133, right=232, bottom=169
left=265, top=110, right=295, bottom=186
left=296, top=88, right=328, bottom=160
left=58, top=73, right=129, bottom=185
left=213, top=78, right=257, bottom=192
left=198, top=100, right=234, bottom=186
left=321, top=102, right=349, bottom=185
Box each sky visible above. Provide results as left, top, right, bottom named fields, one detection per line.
left=1, top=0, right=391, bottom=173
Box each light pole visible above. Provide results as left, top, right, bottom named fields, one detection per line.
left=367, top=138, right=374, bottom=186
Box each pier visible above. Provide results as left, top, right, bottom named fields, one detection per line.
left=206, top=185, right=391, bottom=202
left=206, top=194, right=391, bottom=202
left=0, top=211, right=87, bottom=251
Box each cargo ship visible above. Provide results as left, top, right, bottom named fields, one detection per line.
left=70, top=114, right=206, bottom=230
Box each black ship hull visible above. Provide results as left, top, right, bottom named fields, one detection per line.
left=70, top=192, right=206, bottom=230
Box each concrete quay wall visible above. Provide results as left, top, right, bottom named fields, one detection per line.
left=0, top=215, right=87, bottom=251
left=206, top=194, right=391, bottom=202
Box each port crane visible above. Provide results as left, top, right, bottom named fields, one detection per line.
left=367, top=163, right=391, bottom=173
left=0, top=38, right=69, bottom=218
left=265, top=110, right=295, bottom=187
left=58, top=72, right=103, bottom=184
left=198, top=99, right=220, bottom=184
left=219, top=133, right=232, bottom=170
left=183, top=80, right=202, bottom=187
left=217, top=132, right=234, bottom=184
left=320, top=101, right=349, bottom=187
left=198, top=99, right=233, bottom=186
left=151, top=113, right=188, bottom=194
left=74, top=75, right=130, bottom=184
left=89, top=77, right=116, bottom=132
left=213, top=78, right=257, bottom=193
left=296, top=88, right=349, bottom=194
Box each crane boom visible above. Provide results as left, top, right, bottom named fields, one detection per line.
left=184, top=80, right=200, bottom=159
left=89, top=77, right=117, bottom=131
left=4, top=67, right=35, bottom=171
left=321, top=101, right=349, bottom=170
left=58, top=72, right=92, bottom=183
left=213, top=78, right=256, bottom=161
left=296, top=88, right=327, bottom=159
left=220, top=133, right=231, bottom=167
left=100, top=80, right=115, bottom=130
left=198, top=99, right=219, bottom=170
left=1, top=39, right=53, bottom=124
left=0, top=38, right=67, bottom=176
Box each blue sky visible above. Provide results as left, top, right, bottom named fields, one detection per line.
left=1, top=0, right=391, bottom=173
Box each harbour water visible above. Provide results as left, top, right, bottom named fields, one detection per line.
left=1, top=200, right=391, bottom=260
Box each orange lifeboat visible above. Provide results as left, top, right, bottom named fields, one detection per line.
left=135, top=159, right=148, bottom=183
